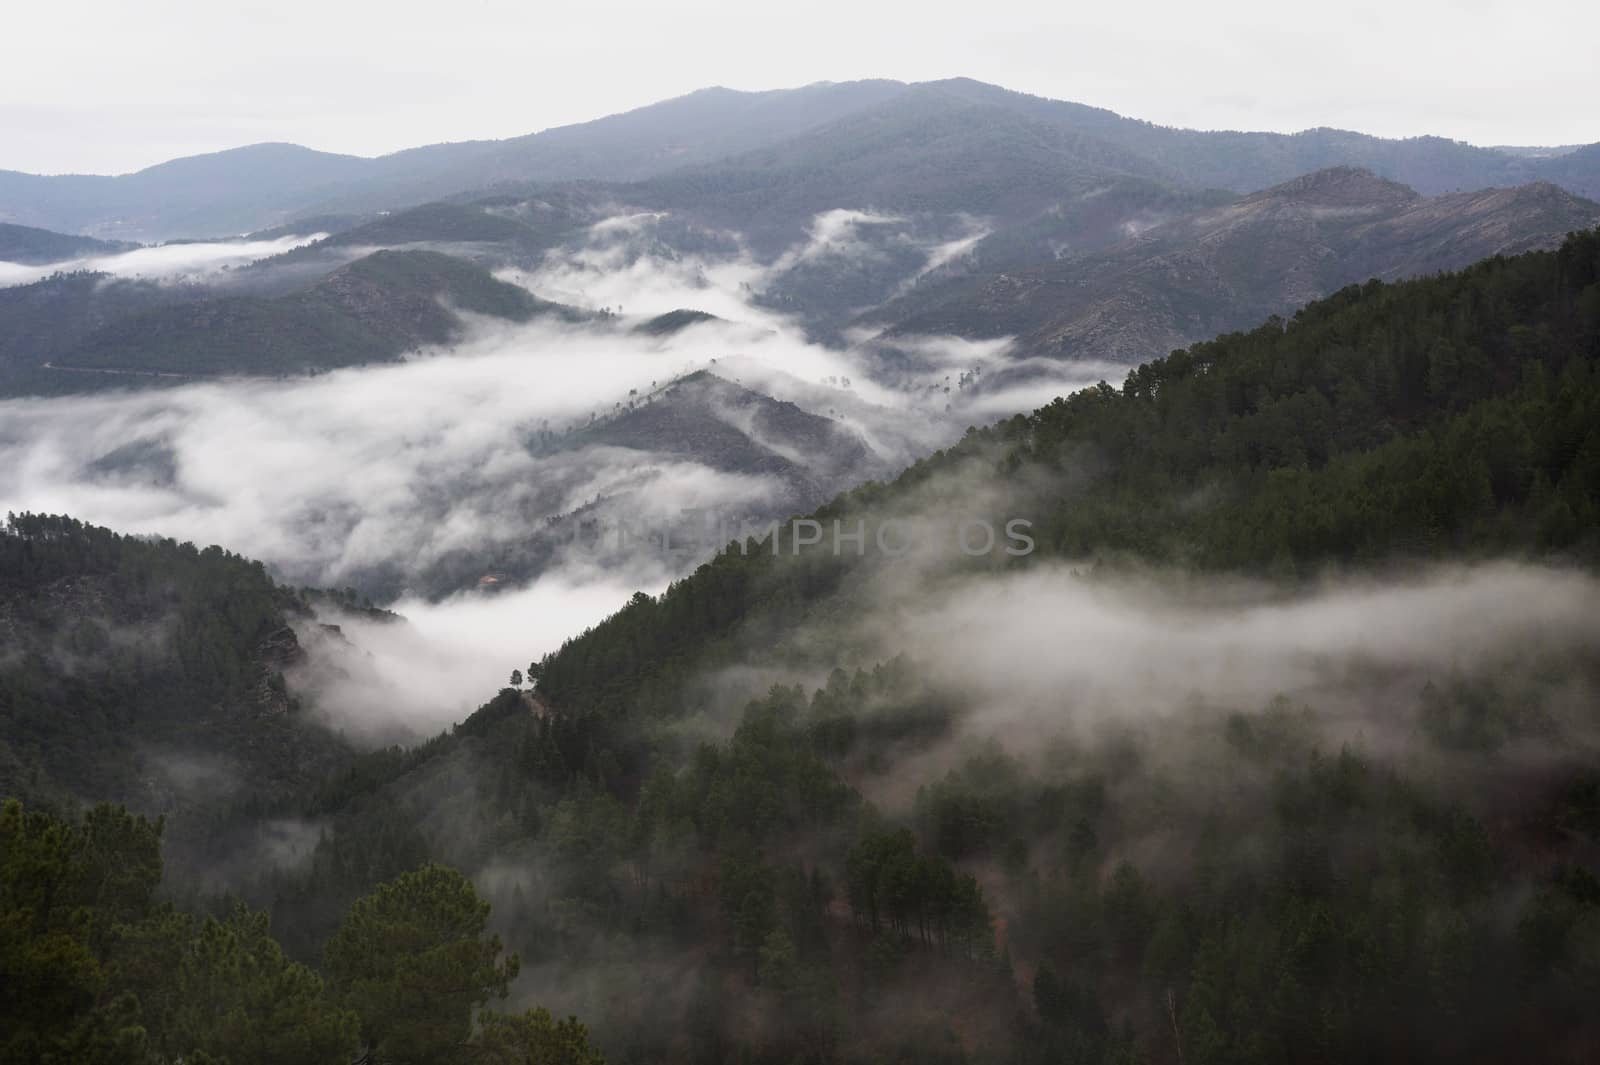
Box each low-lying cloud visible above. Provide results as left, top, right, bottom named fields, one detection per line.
left=0, top=207, right=1146, bottom=739
left=0, top=233, right=326, bottom=287
left=290, top=572, right=653, bottom=743
left=811, top=562, right=1600, bottom=815
left=883, top=563, right=1600, bottom=729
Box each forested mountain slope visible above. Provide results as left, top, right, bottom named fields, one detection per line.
left=5, top=230, right=1597, bottom=1064
left=540, top=226, right=1600, bottom=706
left=0, top=514, right=355, bottom=833
left=0, top=272, right=213, bottom=394
left=0, top=799, right=602, bottom=1064
left=255, top=231, right=1600, bottom=1063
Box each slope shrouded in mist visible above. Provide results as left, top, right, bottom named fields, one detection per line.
left=0, top=221, right=139, bottom=266
left=199, top=228, right=1598, bottom=1063
left=0, top=514, right=357, bottom=868
left=0, top=231, right=973, bottom=594
left=0, top=214, right=1047, bottom=740
left=0, top=231, right=325, bottom=289
left=6, top=59, right=1600, bottom=1065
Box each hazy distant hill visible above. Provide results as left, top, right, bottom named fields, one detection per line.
left=1532, top=142, right=1600, bottom=197
left=634, top=308, right=721, bottom=335
left=0, top=142, right=373, bottom=240
left=339, top=80, right=912, bottom=204
left=0, top=272, right=213, bottom=394
left=7, top=165, right=1594, bottom=399
left=572, top=370, right=878, bottom=490
left=0, top=222, right=137, bottom=264
left=317, top=201, right=543, bottom=247
left=381, top=370, right=887, bottom=599
left=874, top=168, right=1600, bottom=363
left=251, top=197, right=602, bottom=279
left=909, top=77, right=1589, bottom=195
left=0, top=82, right=907, bottom=240
left=3, top=78, right=1596, bottom=242
left=244, top=212, right=370, bottom=241
left=40, top=249, right=578, bottom=381
left=627, top=83, right=1208, bottom=247
left=610, top=79, right=1600, bottom=288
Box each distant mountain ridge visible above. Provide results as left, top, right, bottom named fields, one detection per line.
left=3, top=78, right=1596, bottom=241
left=0, top=82, right=908, bottom=240
left=872, top=167, right=1600, bottom=363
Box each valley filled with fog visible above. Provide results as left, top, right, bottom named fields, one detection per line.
left=0, top=210, right=1109, bottom=738
left=3, top=65, right=1599, bottom=1065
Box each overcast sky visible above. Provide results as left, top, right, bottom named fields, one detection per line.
left=4, top=0, right=1595, bottom=175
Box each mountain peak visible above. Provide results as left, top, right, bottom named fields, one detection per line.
left=1249, top=166, right=1421, bottom=207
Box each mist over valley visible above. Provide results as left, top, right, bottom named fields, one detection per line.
left=3, top=50, right=1599, bottom=1065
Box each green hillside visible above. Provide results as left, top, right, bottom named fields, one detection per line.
left=0, top=799, right=601, bottom=1064
left=237, top=231, right=1600, bottom=1063
left=536, top=227, right=1600, bottom=715
left=0, top=514, right=352, bottom=811
left=4, top=232, right=1598, bottom=1064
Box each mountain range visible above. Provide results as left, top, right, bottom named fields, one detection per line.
left=4, top=164, right=1591, bottom=397
left=3, top=78, right=1597, bottom=243
left=5, top=77, right=1598, bottom=407
left=5, top=78, right=1597, bottom=622
left=870, top=166, right=1600, bottom=362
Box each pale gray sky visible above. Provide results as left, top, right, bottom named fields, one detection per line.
left=4, top=0, right=1595, bottom=175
